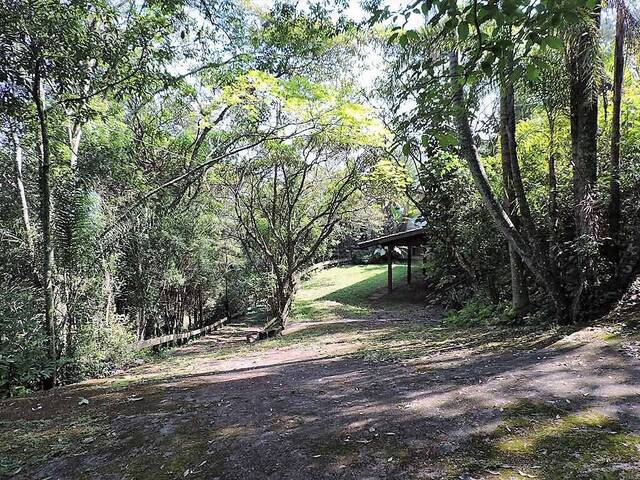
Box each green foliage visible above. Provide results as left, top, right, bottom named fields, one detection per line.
left=222, top=69, right=387, bottom=146
left=0, top=288, right=52, bottom=396
left=0, top=0, right=383, bottom=393
left=73, top=316, right=137, bottom=379
left=444, top=301, right=514, bottom=327
left=362, top=158, right=410, bottom=203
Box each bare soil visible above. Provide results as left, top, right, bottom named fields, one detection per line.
left=2, top=278, right=640, bottom=479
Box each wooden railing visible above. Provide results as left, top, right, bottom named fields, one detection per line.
left=305, top=257, right=350, bottom=275
left=136, top=259, right=351, bottom=348
left=134, top=316, right=228, bottom=350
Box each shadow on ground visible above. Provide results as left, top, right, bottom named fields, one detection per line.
left=2, top=265, right=640, bottom=479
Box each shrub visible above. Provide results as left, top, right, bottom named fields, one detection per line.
left=444, top=300, right=515, bottom=326
left=73, top=315, right=137, bottom=379
left=0, top=284, right=52, bottom=397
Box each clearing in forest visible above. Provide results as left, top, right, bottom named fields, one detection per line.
left=2, top=264, right=640, bottom=479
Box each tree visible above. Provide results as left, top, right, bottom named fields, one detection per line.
left=499, top=66, right=530, bottom=317
left=372, top=0, right=636, bottom=322
left=224, top=72, right=385, bottom=329
left=608, top=1, right=639, bottom=266
left=565, top=2, right=602, bottom=318
left=0, top=0, right=256, bottom=389
left=448, top=49, right=570, bottom=320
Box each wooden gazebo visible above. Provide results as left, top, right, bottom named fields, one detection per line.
left=357, top=228, right=427, bottom=293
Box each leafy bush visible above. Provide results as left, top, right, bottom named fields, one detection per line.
left=73, top=315, right=137, bottom=379
left=444, top=300, right=515, bottom=326
left=351, top=249, right=373, bottom=265
left=0, top=284, right=52, bottom=397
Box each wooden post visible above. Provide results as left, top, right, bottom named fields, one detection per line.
left=387, top=244, right=393, bottom=293
left=407, top=245, right=412, bottom=284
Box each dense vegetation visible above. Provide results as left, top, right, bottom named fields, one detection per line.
left=1, top=0, right=639, bottom=397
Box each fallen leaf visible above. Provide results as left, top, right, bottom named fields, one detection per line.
left=78, top=398, right=89, bottom=406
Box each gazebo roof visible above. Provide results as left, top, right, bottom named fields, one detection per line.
left=357, top=228, right=426, bottom=248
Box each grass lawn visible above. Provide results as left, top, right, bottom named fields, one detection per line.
left=292, top=263, right=420, bottom=322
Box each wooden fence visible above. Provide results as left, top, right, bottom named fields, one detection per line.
left=304, top=257, right=350, bottom=275
left=134, top=316, right=228, bottom=350
left=136, top=258, right=351, bottom=348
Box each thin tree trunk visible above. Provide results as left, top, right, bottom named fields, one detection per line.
left=12, top=129, right=38, bottom=268
left=68, top=119, right=82, bottom=171
left=501, top=58, right=542, bottom=254
left=609, top=5, right=624, bottom=264
left=449, top=50, right=569, bottom=321
left=500, top=73, right=530, bottom=316
left=547, top=113, right=559, bottom=245
left=104, top=260, right=113, bottom=325
left=33, top=58, right=57, bottom=388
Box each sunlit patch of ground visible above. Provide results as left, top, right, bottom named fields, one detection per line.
left=292, top=263, right=425, bottom=322
left=446, top=400, right=640, bottom=479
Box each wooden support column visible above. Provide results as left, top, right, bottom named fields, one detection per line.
left=387, top=244, right=393, bottom=293
left=407, top=245, right=412, bottom=284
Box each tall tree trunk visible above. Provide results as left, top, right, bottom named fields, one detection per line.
left=104, top=261, right=113, bottom=325
left=547, top=113, right=559, bottom=246
left=567, top=3, right=601, bottom=319
left=500, top=72, right=530, bottom=317
left=33, top=58, right=57, bottom=388
left=11, top=129, right=38, bottom=267
left=609, top=5, right=624, bottom=264
left=501, top=63, right=542, bottom=254
left=569, top=11, right=600, bottom=239
left=68, top=119, right=82, bottom=171
left=449, top=50, right=569, bottom=321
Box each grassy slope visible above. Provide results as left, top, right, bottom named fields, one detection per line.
left=292, top=263, right=414, bottom=322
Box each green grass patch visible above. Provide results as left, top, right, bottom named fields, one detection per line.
left=292, top=264, right=421, bottom=322
left=447, top=399, right=640, bottom=479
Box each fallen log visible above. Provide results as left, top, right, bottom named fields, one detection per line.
left=246, top=317, right=282, bottom=343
